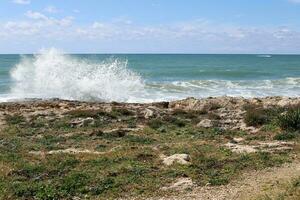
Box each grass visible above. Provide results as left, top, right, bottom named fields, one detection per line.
left=5, top=114, right=26, bottom=125
left=147, top=118, right=164, bottom=130
left=0, top=102, right=298, bottom=199
left=244, top=107, right=270, bottom=127
left=274, top=132, right=298, bottom=141
left=243, top=103, right=300, bottom=132
left=277, top=108, right=300, bottom=131
left=259, top=177, right=300, bottom=200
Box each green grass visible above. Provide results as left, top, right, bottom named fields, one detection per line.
left=5, top=114, right=26, bottom=125
left=244, top=108, right=270, bottom=127
left=274, top=132, right=298, bottom=141
left=260, top=177, right=300, bottom=200
left=0, top=102, right=297, bottom=199
left=277, top=108, right=300, bottom=131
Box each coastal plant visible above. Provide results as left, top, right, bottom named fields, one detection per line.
left=5, top=114, right=26, bottom=125
left=65, top=109, right=106, bottom=118
left=277, top=108, right=300, bottom=131
left=274, top=132, right=297, bottom=141
left=244, top=106, right=269, bottom=127
left=147, top=118, right=164, bottom=129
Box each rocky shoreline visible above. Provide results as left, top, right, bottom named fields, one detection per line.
left=1, top=96, right=299, bottom=131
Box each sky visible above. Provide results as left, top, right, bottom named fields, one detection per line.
left=0, top=0, right=300, bottom=54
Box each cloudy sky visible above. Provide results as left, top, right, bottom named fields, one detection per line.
left=0, top=0, right=300, bottom=54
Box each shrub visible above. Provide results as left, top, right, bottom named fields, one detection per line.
left=274, top=132, right=297, bottom=141
left=209, top=102, right=222, bottom=111
left=90, top=178, right=116, bottom=195
left=166, top=117, right=186, bottom=127
left=244, top=109, right=269, bottom=127
left=61, top=172, right=90, bottom=196
left=208, top=113, right=221, bottom=120
left=147, top=119, right=164, bottom=129
left=5, top=114, right=25, bottom=125
left=66, top=109, right=106, bottom=118
left=277, top=108, right=300, bottom=131
left=125, top=135, right=155, bottom=144
left=112, top=108, right=134, bottom=116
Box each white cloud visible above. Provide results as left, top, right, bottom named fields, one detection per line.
left=0, top=16, right=300, bottom=53
left=12, top=0, right=31, bottom=5
left=288, top=0, right=300, bottom=3
left=24, top=10, right=73, bottom=26
left=25, top=11, right=48, bottom=20
left=44, top=6, right=59, bottom=13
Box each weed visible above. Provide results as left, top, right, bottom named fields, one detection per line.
left=5, top=114, right=26, bottom=125
left=277, top=108, right=300, bottom=131
left=274, top=132, right=297, bottom=141
left=244, top=108, right=269, bottom=127
left=147, top=119, right=164, bottom=129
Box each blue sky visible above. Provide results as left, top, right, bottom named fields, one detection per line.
left=0, top=0, right=300, bottom=53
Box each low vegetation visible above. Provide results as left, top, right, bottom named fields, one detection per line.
left=0, top=99, right=299, bottom=199
left=277, top=107, right=300, bottom=131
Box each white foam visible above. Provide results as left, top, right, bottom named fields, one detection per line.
left=4, top=49, right=300, bottom=103
left=10, top=48, right=145, bottom=102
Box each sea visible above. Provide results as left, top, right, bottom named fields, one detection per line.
left=0, top=49, right=299, bottom=103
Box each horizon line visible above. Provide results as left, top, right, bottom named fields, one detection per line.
left=0, top=53, right=300, bottom=55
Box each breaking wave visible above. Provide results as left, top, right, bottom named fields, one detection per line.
left=146, top=78, right=300, bottom=100
left=6, top=49, right=300, bottom=103
left=10, top=48, right=145, bottom=102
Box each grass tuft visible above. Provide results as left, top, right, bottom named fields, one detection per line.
left=277, top=108, right=300, bottom=131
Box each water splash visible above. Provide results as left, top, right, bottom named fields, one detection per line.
left=10, top=48, right=145, bottom=102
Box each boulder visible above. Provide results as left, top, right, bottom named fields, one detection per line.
left=143, top=108, right=154, bottom=119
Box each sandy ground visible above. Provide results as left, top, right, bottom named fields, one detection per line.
left=156, top=160, right=300, bottom=200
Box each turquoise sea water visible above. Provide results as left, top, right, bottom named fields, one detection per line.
left=0, top=52, right=299, bottom=102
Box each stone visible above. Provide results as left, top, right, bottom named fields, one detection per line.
left=225, top=142, right=258, bottom=154
left=162, top=178, right=194, bottom=191
left=197, top=119, right=213, bottom=128
left=70, top=117, right=95, bottom=127
left=232, top=137, right=245, bottom=143
left=161, top=154, right=191, bottom=166
left=48, top=148, right=103, bottom=155
left=143, top=108, right=154, bottom=119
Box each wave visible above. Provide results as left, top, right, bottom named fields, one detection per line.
left=6, top=49, right=300, bottom=103
left=257, top=55, right=272, bottom=58
left=10, top=48, right=145, bottom=102
left=145, top=78, right=300, bottom=100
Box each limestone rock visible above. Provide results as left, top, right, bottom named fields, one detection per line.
left=225, top=142, right=257, bottom=154
left=70, top=117, right=95, bottom=127
left=232, top=137, right=245, bottom=143
left=143, top=108, right=154, bottom=119
left=162, top=178, right=194, bottom=191
left=197, top=119, right=213, bottom=128
left=161, top=154, right=191, bottom=166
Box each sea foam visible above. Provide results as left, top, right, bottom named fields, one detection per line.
left=10, top=48, right=145, bottom=102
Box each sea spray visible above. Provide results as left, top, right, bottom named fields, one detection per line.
left=10, top=48, right=145, bottom=102
left=1, top=53, right=299, bottom=103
